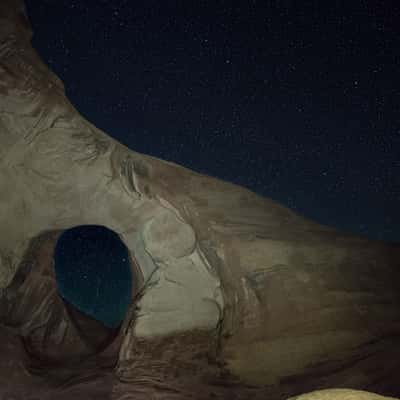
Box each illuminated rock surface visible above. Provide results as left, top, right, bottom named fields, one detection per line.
left=288, top=389, right=399, bottom=400
left=0, top=1, right=399, bottom=398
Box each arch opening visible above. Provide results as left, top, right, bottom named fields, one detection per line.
left=54, top=225, right=133, bottom=330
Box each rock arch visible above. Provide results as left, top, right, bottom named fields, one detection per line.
left=0, top=1, right=400, bottom=398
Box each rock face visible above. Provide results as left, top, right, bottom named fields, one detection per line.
left=0, top=1, right=399, bottom=399
left=288, top=389, right=399, bottom=400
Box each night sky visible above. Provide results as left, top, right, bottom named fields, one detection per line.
left=25, top=1, right=399, bottom=243
left=54, top=225, right=132, bottom=328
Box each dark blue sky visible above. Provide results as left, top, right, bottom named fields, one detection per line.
left=25, top=1, right=399, bottom=242
left=54, top=225, right=132, bottom=328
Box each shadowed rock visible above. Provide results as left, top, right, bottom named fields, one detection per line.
left=0, top=1, right=399, bottom=398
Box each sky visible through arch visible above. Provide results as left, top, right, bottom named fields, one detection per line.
left=25, top=1, right=399, bottom=242
left=54, top=225, right=132, bottom=328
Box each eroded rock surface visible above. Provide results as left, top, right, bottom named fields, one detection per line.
left=0, top=1, right=400, bottom=398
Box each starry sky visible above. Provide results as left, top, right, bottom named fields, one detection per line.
left=24, top=1, right=399, bottom=243
left=54, top=225, right=132, bottom=328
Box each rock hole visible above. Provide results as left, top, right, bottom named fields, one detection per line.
left=54, top=225, right=133, bottom=330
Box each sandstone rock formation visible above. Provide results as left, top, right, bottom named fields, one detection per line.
left=0, top=1, right=399, bottom=398
left=288, top=389, right=399, bottom=400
